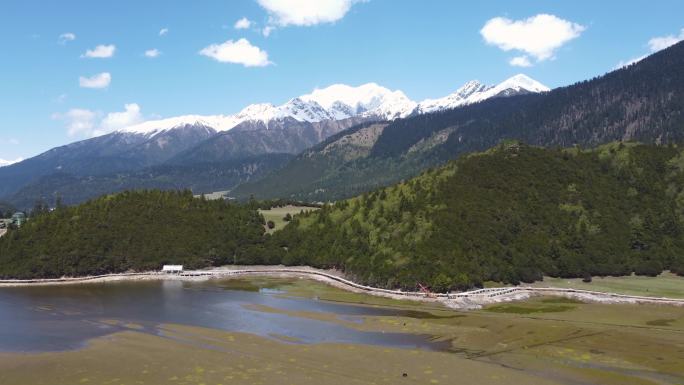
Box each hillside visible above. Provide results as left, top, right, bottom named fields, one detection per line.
left=6, top=154, right=293, bottom=209
left=232, top=41, right=684, bottom=202
left=0, top=126, right=217, bottom=199
left=0, top=201, right=15, bottom=218
left=4, top=143, right=684, bottom=289
left=272, top=142, right=684, bottom=291
left=0, top=190, right=277, bottom=279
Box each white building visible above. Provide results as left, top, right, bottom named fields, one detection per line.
left=162, top=265, right=184, bottom=274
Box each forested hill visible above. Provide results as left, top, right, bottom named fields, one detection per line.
left=233, top=41, right=684, bottom=202
left=4, top=143, right=684, bottom=289
left=274, top=142, right=684, bottom=291
left=0, top=190, right=277, bottom=279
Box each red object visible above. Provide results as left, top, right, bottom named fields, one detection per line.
left=417, top=283, right=434, bottom=297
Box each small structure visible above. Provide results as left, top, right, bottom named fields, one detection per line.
left=11, top=212, right=26, bottom=227
left=162, top=265, right=184, bottom=274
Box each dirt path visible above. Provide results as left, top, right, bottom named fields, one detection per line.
left=1, top=265, right=682, bottom=309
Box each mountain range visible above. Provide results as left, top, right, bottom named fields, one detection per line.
left=0, top=74, right=548, bottom=208
left=232, top=41, right=684, bottom=202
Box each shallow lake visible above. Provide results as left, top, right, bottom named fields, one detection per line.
left=0, top=279, right=442, bottom=353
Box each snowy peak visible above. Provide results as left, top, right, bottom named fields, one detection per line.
left=454, top=80, right=490, bottom=99
left=417, top=80, right=491, bottom=114
left=117, top=75, right=548, bottom=137
left=279, top=98, right=334, bottom=122
left=301, top=83, right=394, bottom=112
left=416, top=74, right=549, bottom=114
left=0, top=158, right=23, bottom=168
left=465, top=74, right=549, bottom=104
left=300, top=83, right=416, bottom=120
left=497, top=74, right=550, bottom=93
left=121, top=115, right=227, bottom=136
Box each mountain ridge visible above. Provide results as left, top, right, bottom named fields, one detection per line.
left=118, top=74, right=547, bottom=137
left=231, top=41, right=684, bottom=202
left=1, top=74, right=547, bottom=207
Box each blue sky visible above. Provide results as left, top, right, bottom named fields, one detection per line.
left=1, top=0, right=684, bottom=162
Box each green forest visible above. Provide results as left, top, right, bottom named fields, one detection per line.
left=273, top=142, right=684, bottom=290
left=0, top=190, right=273, bottom=279
left=2, top=143, right=684, bottom=291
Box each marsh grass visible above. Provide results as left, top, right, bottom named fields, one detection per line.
left=484, top=304, right=576, bottom=314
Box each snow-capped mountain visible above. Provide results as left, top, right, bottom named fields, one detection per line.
left=0, top=74, right=549, bottom=203
left=121, top=83, right=415, bottom=137
left=119, top=75, right=547, bottom=137
left=300, top=83, right=417, bottom=120
left=415, top=74, right=550, bottom=114
left=0, top=158, right=22, bottom=168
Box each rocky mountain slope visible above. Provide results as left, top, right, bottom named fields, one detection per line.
left=1, top=75, right=548, bottom=208
left=232, top=41, right=684, bottom=202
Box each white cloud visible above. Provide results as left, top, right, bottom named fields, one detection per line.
left=262, top=26, right=275, bottom=37
left=53, top=104, right=144, bottom=137
left=0, top=158, right=23, bottom=167
left=509, top=55, right=532, bottom=67
left=616, top=28, right=684, bottom=68
left=58, top=32, right=76, bottom=44
left=159, top=28, right=169, bottom=36
left=257, top=0, right=363, bottom=35
left=97, top=103, right=143, bottom=135
left=79, top=72, right=111, bottom=89
left=53, top=108, right=98, bottom=137
left=199, top=38, right=272, bottom=67
left=81, top=44, right=116, bottom=58
left=648, top=28, right=684, bottom=51
left=481, top=14, right=585, bottom=66
left=144, top=48, right=161, bottom=58
left=234, top=17, right=252, bottom=29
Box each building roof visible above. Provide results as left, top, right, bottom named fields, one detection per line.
left=162, top=265, right=184, bottom=271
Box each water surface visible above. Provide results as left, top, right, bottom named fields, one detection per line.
left=0, top=279, right=441, bottom=352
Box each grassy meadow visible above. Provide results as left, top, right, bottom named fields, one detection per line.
left=486, top=272, right=684, bottom=299
left=258, top=205, right=318, bottom=233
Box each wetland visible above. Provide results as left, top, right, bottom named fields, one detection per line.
left=0, top=277, right=682, bottom=385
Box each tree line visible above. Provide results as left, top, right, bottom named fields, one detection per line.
left=2, top=143, right=684, bottom=292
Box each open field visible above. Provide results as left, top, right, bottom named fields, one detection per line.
left=1, top=277, right=683, bottom=385
left=258, top=205, right=318, bottom=233
left=485, top=272, right=684, bottom=299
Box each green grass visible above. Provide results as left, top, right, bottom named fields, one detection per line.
left=486, top=272, right=684, bottom=299
left=258, top=205, right=319, bottom=233
left=484, top=303, right=576, bottom=314
left=265, top=279, right=684, bottom=384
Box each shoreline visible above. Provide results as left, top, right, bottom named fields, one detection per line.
left=1, top=265, right=683, bottom=309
